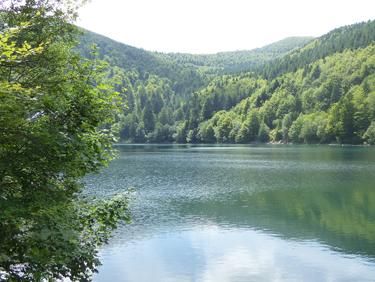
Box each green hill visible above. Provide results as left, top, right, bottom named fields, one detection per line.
left=76, top=20, right=375, bottom=145
left=158, top=36, right=314, bottom=74
left=75, top=30, right=311, bottom=128
left=76, top=30, right=209, bottom=97
left=251, top=20, right=375, bottom=80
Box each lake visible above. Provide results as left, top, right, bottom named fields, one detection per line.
left=84, top=144, right=375, bottom=282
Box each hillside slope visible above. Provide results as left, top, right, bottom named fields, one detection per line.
left=76, top=20, right=375, bottom=145
left=75, top=30, right=312, bottom=127
left=76, top=31, right=312, bottom=76
left=158, top=37, right=314, bottom=74
left=251, top=20, right=375, bottom=80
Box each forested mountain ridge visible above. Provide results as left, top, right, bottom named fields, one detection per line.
left=196, top=45, right=375, bottom=145
left=74, top=30, right=313, bottom=133
left=75, top=31, right=312, bottom=98
left=157, top=37, right=314, bottom=74
left=76, top=31, right=312, bottom=77
left=250, top=19, right=375, bottom=80
left=76, top=30, right=209, bottom=97
left=77, top=20, right=375, bottom=145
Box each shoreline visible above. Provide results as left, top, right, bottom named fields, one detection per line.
left=116, top=140, right=373, bottom=146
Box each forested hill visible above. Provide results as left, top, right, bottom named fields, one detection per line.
left=74, top=30, right=312, bottom=124
left=76, top=19, right=375, bottom=145
left=158, top=37, right=314, bottom=74
left=76, top=30, right=208, bottom=96
left=251, top=20, right=375, bottom=80
left=76, top=30, right=312, bottom=80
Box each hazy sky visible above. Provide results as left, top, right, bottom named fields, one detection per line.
left=77, top=0, right=375, bottom=54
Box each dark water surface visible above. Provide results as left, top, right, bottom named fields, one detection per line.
left=84, top=144, right=375, bottom=282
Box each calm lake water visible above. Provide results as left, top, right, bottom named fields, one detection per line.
left=84, top=144, right=375, bottom=282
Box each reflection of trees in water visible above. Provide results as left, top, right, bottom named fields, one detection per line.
left=92, top=145, right=375, bottom=259
left=184, top=175, right=375, bottom=259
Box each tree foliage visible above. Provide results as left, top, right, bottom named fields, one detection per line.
left=75, top=15, right=375, bottom=145
left=0, top=1, right=131, bottom=281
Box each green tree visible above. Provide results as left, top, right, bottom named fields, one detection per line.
left=174, top=121, right=188, bottom=143
left=158, top=107, right=169, bottom=125
left=189, top=92, right=200, bottom=129
left=135, top=122, right=146, bottom=143
left=149, top=90, right=164, bottom=114
left=142, top=100, right=156, bottom=133
left=300, top=117, right=318, bottom=143
left=258, top=122, right=270, bottom=142
left=282, top=113, right=293, bottom=141
left=247, top=109, right=261, bottom=141
left=289, top=114, right=306, bottom=142
left=201, top=97, right=213, bottom=120
left=366, top=92, right=375, bottom=120
left=148, top=122, right=164, bottom=143
left=119, top=112, right=139, bottom=141
left=331, top=82, right=342, bottom=104
left=273, top=119, right=283, bottom=141
left=215, top=116, right=232, bottom=142
left=235, top=123, right=250, bottom=143
left=186, top=129, right=197, bottom=143
left=174, top=107, right=185, bottom=121
left=325, top=101, right=341, bottom=142
left=135, top=84, right=147, bottom=113
left=338, top=93, right=355, bottom=143
left=205, top=124, right=216, bottom=143
left=0, top=2, right=132, bottom=281
left=228, top=129, right=236, bottom=143
left=310, top=64, right=321, bottom=80
left=363, top=121, right=375, bottom=144
left=354, top=101, right=371, bottom=138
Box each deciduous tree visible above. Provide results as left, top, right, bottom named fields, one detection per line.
left=0, top=1, right=131, bottom=281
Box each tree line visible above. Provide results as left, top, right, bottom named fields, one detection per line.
left=92, top=19, right=375, bottom=145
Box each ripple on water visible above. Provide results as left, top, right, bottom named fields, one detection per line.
left=84, top=145, right=375, bottom=282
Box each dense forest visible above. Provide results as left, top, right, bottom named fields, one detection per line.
left=75, top=19, right=375, bottom=145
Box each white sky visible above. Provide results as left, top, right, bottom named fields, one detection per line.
left=77, top=0, right=375, bottom=54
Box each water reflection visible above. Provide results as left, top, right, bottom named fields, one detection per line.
left=97, top=229, right=375, bottom=282
left=84, top=145, right=375, bottom=281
